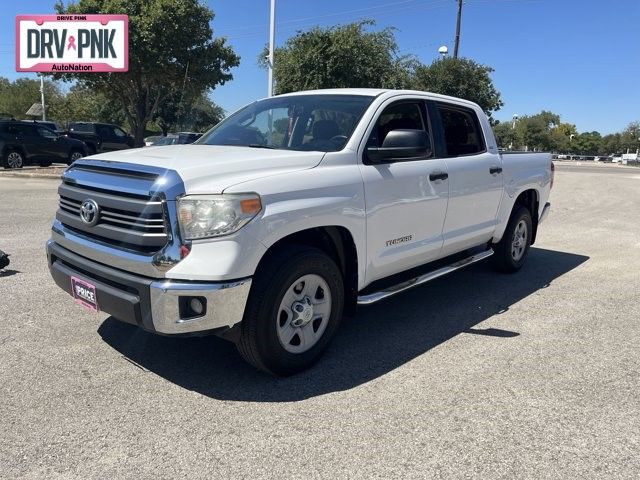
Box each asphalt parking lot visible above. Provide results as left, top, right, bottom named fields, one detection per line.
left=1, top=163, right=639, bottom=479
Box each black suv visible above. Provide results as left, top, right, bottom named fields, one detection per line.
left=68, top=122, right=135, bottom=151
left=0, top=121, right=88, bottom=168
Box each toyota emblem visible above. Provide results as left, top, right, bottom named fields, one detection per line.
left=80, top=199, right=100, bottom=226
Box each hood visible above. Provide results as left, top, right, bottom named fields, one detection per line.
left=88, top=145, right=325, bottom=194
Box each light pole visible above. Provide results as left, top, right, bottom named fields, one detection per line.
left=569, top=134, right=575, bottom=156
left=267, top=0, right=276, bottom=97
left=509, top=114, right=518, bottom=150
left=453, top=0, right=463, bottom=59
left=39, top=74, right=46, bottom=121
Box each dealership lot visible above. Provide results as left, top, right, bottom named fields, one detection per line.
left=1, top=163, right=639, bottom=479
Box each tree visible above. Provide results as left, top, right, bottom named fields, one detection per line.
left=53, top=0, right=239, bottom=146
left=620, top=122, right=640, bottom=153
left=0, top=77, right=65, bottom=120
left=265, top=20, right=417, bottom=94
left=412, top=57, right=503, bottom=116
left=571, top=131, right=602, bottom=155
left=153, top=90, right=224, bottom=135
left=492, top=121, right=518, bottom=149
left=55, top=84, right=126, bottom=127
left=601, top=133, right=622, bottom=155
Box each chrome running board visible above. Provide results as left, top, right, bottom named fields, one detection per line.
left=357, top=249, right=494, bottom=305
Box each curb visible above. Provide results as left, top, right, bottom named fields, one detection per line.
left=0, top=172, right=62, bottom=179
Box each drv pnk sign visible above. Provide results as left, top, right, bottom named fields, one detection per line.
left=16, top=15, right=128, bottom=72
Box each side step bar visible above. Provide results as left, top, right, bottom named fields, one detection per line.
left=357, top=249, right=494, bottom=305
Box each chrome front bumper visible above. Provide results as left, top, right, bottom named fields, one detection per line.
left=47, top=240, right=251, bottom=335
left=149, top=278, right=251, bottom=334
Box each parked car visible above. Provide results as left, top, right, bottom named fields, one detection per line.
left=177, top=132, right=203, bottom=144
left=67, top=122, right=135, bottom=153
left=46, top=88, right=553, bottom=375
left=150, top=134, right=178, bottom=146
left=28, top=120, right=63, bottom=133
left=1, top=120, right=88, bottom=168
left=144, top=135, right=162, bottom=147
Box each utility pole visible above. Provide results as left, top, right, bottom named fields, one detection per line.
left=453, top=0, right=463, bottom=59
left=39, top=75, right=46, bottom=121
left=267, top=0, right=276, bottom=97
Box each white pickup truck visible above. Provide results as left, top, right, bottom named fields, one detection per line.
left=47, top=88, right=553, bottom=375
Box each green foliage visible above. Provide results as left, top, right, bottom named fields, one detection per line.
left=153, top=90, right=225, bottom=135
left=492, top=121, right=518, bottom=149
left=412, top=57, right=503, bottom=116
left=265, top=21, right=417, bottom=94
left=55, top=84, right=127, bottom=126
left=53, top=0, right=239, bottom=145
left=620, top=122, right=640, bottom=153
left=0, top=77, right=65, bottom=120
left=570, top=131, right=602, bottom=155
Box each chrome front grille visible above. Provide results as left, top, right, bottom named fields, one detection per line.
left=56, top=165, right=169, bottom=253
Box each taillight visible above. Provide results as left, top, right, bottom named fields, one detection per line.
left=550, top=161, right=555, bottom=189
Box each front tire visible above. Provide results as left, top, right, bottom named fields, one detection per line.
left=492, top=206, right=533, bottom=273
left=4, top=150, right=24, bottom=169
left=236, top=246, right=344, bottom=376
left=68, top=149, right=84, bottom=165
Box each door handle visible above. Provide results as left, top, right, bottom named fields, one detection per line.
left=490, top=165, right=503, bottom=175
left=429, top=170, right=449, bottom=181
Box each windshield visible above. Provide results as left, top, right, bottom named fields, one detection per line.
left=196, top=94, right=374, bottom=152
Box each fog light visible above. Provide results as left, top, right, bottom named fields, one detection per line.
left=190, top=297, right=204, bottom=316
left=178, top=295, right=207, bottom=320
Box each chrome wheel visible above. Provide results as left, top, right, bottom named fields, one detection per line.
left=511, top=219, right=528, bottom=261
left=276, top=274, right=332, bottom=354
left=70, top=151, right=84, bottom=161
left=7, top=151, right=23, bottom=168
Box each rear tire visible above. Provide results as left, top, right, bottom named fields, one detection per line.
left=236, top=246, right=344, bottom=376
left=492, top=206, right=533, bottom=273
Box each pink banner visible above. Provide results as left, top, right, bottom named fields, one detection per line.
left=16, top=14, right=129, bottom=73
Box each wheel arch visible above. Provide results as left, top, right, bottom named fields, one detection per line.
left=513, top=189, right=540, bottom=245
left=493, top=187, right=541, bottom=245
left=255, top=226, right=359, bottom=317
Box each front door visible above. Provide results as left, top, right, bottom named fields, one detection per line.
left=36, top=126, right=65, bottom=160
left=359, top=99, right=449, bottom=285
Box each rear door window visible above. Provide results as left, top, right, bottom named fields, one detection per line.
left=97, top=125, right=114, bottom=138
left=37, top=127, right=57, bottom=139
left=113, top=127, right=128, bottom=137
left=436, top=104, right=485, bottom=157
left=70, top=123, right=94, bottom=133
left=14, top=124, right=37, bottom=137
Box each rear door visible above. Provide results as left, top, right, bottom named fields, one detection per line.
left=360, top=98, right=449, bottom=284
left=431, top=101, right=503, bottom=256
left=15, top=124, right=46, bottom=161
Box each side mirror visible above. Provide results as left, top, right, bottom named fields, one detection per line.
left=366, top=129, right=431, bottom=164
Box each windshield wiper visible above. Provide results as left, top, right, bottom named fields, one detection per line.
left=246, top=144, right=276, bottom=149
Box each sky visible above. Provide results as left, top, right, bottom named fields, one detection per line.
left=3, top=0, right=639, bottom=134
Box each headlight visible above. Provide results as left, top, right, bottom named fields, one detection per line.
left=177, top=194, right=262, bottom=240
